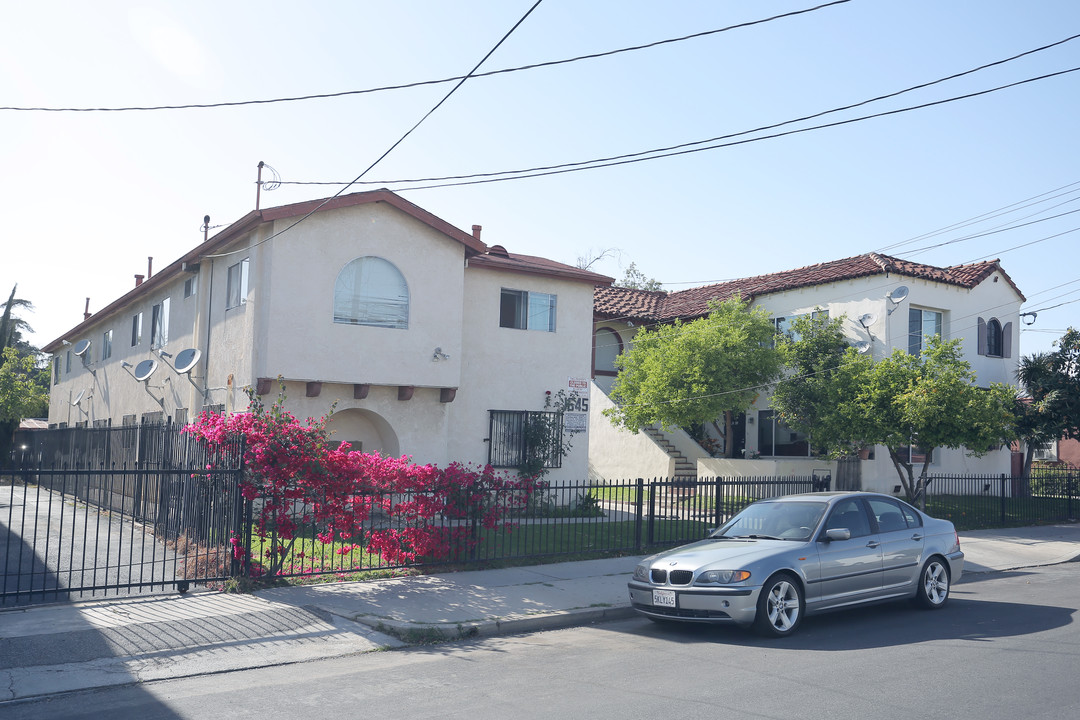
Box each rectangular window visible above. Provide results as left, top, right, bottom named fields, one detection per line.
left=499, top=289, right=557, bottom=332
left=151, top=298, right=170, bottom=348
left=53, top=357, right=60, bottom=385
left=184, top=276, right=198, bottom=298
left=226, top=258, right=250, bottom=309
left=908, top=308, right=942, bottom=356
left=1033, top=440, right=1058, bottom=462
left=757, top=409, right=812, bottom=457
left=66, top=350, right=71, bottom=374
left=131, top=312, right=143, bottom=347
left=898, top=444, right=933, bottom=465
left=488, top=410, right=564, bottom=468
left=101, top=329, right=113, bottom=361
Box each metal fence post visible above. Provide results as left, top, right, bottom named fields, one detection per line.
left=1000, top=473, right=1007, bottom=526
left=647, top=479, right=657, bottom=548
left=634, top=478, right=644, bottom=552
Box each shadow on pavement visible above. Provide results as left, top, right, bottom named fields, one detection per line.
left=608, top=594, right=1076, bottom=651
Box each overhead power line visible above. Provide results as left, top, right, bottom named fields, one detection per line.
left=204, top=0, right=546, bottom=259
left=0, top=1, right=853, bottom=113
left=274, top=33, right=1080, bottom=191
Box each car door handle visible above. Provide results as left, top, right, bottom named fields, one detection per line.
left=911, top=534, right=923, bottom=541
left=866, top=541, right=880, bottom=549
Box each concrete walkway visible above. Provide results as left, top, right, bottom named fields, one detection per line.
left=2, top=524, right=1079, bottom=703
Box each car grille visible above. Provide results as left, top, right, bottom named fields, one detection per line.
left=633, top=602, right=731, bottom=620
left=649, top=569, right=694, bottom=585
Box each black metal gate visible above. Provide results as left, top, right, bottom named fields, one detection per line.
left=1, top=424, right=247, bottom=607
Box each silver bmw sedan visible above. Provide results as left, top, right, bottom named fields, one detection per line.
left=628, top=491, right=964, bottom=637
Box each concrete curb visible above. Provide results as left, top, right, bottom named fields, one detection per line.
left=360, top=605, right=639, bottom=642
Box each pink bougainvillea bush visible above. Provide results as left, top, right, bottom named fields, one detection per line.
left=184, top=386, right=539, bottom=576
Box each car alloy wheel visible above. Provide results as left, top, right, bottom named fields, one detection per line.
left=755, top=573, right=804, bottom=637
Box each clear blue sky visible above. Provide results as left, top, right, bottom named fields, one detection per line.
left=2, top=0, right=1077, bottom=358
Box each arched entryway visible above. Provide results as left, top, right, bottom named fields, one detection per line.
left=325, top=407, right=400, bottom=457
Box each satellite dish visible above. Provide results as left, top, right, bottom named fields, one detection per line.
left=854, top=340, right=871, bottom=354
left=134, top=359, right=158, bottom=382
left=73, top=339, right=92, bottom=357
left=859, top=313, right=878, bottom=328
left=72, top=389, right=85, bottom=406
left=889, top=285, right=909, bottom=303
left=173, top=348, right=202, bottom=375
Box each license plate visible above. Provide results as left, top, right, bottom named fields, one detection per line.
left=653, top=589, right=676, bottom=608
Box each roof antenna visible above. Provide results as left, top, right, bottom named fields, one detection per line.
left=255, top=161, right=280, bottom=211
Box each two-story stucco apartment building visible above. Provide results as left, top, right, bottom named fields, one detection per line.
left=589, top=253, right=1025, bottom=493
left=44, top=190, right=612, bottom=482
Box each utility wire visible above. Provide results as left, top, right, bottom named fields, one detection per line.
left=0, top=1, right=852, bottom=113
left=280, top=52, right=1080, bottom=191
left=204, top=0, right=545, bottom=259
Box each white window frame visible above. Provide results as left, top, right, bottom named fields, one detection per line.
left=101, top=329, right=113, bottom=361
left=332, top=256, right=409, bottom=329
left=131, top=312, right=142, bottom=347
left=908, top=307, right=942, bottom=356
left=151, top=298, right=170, bottom=349
left=500, top=289, right=557, bottom=332
left=226, top=258, right=250, bottom=310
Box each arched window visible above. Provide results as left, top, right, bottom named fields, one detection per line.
left=333, top=257, right=409, bottom=329
left=593, top=327, right=623, bottom=377
left=986, top=318, right=1003, bottom=357
left=978, top=317, right=1010, bottom=358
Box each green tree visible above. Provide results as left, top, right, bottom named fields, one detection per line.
left=1014, top=328, right=1080, bottom=475
left=604, top=297, right=783, bottom=451
left=771, top=312, right=873, bottom=457
left=773, top=330, right=1015, bottom=504
left=0, top=348, right=49, bottom=461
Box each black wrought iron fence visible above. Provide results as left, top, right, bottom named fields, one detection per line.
left=246, top=475, right=826, bottom=580
left=2, top=424, right=245, bottom=606
left=926, top=470, right=1078, bottom=530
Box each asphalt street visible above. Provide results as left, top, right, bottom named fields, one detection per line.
left=4, top=563, right=1078, bottom=720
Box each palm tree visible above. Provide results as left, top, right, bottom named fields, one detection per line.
left=1015, top=352, right=1062, bottom=478
left=0, top=285, right=35, bottom=361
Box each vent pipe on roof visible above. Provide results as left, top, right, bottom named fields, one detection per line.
left=472, top=225, right=482, bottom=241
left=147, top=257, right=153, bottom=279
left=135, top=274, right=145, bottom=287
left=203, top=215, right=210, bottom=243
left=83, top=298, right=91, bottom=321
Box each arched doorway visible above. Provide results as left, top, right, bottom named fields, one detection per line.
left=325, top=408, right=400, bottom=457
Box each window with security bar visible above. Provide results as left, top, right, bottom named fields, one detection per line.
left=488, top=410, right=564, bottom=469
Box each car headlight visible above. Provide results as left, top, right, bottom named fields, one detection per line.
left=696, top=570, right=751, bottom=585
left=633, top=564, right=650, bottom=582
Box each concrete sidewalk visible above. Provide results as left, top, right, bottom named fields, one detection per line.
left=3, top=524, right=1079, bottom=703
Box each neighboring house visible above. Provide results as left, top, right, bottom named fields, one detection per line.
left=43, top=190, right=612, bottom=482
left=589, top=252, right=1025, bottom=493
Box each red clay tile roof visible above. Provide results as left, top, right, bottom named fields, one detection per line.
left=594, top=252, right=1024, bottom=322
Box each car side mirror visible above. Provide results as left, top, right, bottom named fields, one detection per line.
left=823, top=528, right=851, bottom=542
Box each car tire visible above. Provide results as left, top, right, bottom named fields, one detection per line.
left=754, top=573, right=804, bottom=637
left=913, top=557, right=950, bottom=609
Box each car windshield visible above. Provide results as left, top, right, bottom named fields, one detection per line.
left=712, top=500, right=828, bottom=542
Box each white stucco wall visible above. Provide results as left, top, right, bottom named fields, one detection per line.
left=452, top=266, right=597, bottom=482
left=258, top=203, right=465, bottom=389
left=590, top=269, right=1023, bottom=484
left=47, top=198, right=602, bottom=490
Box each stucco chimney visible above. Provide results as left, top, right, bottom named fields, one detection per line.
left=472, top=224, right=482, bottom=241
left=135, top=274, right=145, bottom=287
